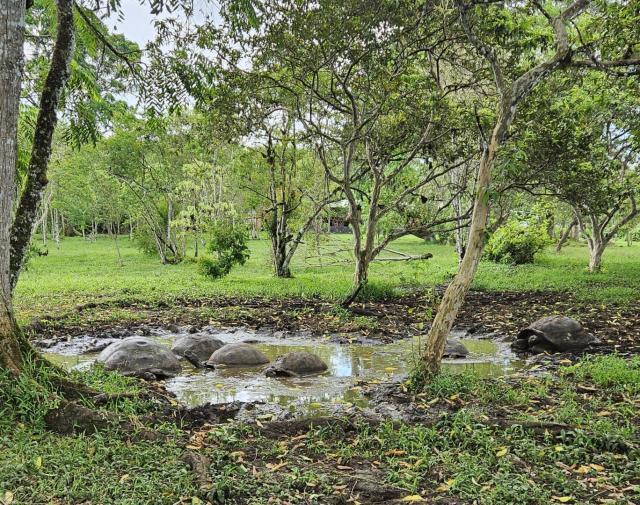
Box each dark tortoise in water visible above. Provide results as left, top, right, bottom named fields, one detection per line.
left=512, top=315, right=600, bottom=354
left=265, top=351, right=328, bottom=377
left=96, top=336, right=182, bottom=379
left=206, top=342, right=270, bottom=367
left=171, top=334, right=225, bottom=367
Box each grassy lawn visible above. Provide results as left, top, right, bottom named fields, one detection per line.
left=14, top=234, right=640, bottom=323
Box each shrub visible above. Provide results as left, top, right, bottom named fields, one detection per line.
left=485, top=218, right=550, bottom=265
left=199, top=224, right=250, bottom=279
left=133, top=226, right=159, bottom=256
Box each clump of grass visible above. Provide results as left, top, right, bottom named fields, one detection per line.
left=0, top=359, right=61, bottom=429
left=406, top=365, right=481, bottom=397
left=562, top=354, right=640, bottom=393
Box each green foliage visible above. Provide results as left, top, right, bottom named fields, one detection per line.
left=133, top=225, right=160, bottom=257
left=563, top=354, right=640, bottom=394
left=485, top=219, right=550, bottom=265
left=199, top=224, right=250, bottom=279
left=0, top=360, right=60, bottom=429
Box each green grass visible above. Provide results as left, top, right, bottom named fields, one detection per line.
left=14, top=235, right=640, bottom=323
left=2, top=356, right=637, bottom=505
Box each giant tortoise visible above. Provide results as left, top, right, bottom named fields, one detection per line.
left=511, top=315, right=600, bottom=354
left=264, top=351, right=328, bottom=377
left=96, top=336, right=182, bottom=379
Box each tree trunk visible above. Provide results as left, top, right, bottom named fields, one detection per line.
left=42, top=207, right=48, bottom=246
left=342, top=251, right=369, bottom=307
left=421, top=128, right=498, bottom=374
left=556, top=219, right=577, bottom=253
left=53, top=208, right=61, bottom=248
left=0, top=0, right=27, bottom=373
left=588, top=244, right=604, bottom=273
left=10, top=0, right=75, bottom=291
left=420, top=0, right=587, bottom=375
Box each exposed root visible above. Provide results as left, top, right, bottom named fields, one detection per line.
left=44, top=400, right=113, bottom=435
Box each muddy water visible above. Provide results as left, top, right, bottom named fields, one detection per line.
left=44, top=328, right=524, bottom=409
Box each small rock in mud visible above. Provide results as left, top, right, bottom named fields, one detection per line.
left=171, top=334, right=225, bottom=362
left=206, top=343, right=269, bottom=367
left=265, top=351, right=328, bottom=377
left=96, top=337, right=182, bottom=379
left=442, top=338, right=469, bottom=358
left=242, top=338, right=262, bottom=344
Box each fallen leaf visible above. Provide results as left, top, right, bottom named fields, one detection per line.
left=495, top=447, right=508, bottom=457
left=3, top=491, right=14, bottom=505
left=401, top=495, right=423, bottom=502
left=552, top=496, right=573, bottom=503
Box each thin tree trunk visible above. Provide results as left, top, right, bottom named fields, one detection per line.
left=421, top=127, right=498, bottom=372
left=342, top=252, right=369, bottom=307
left=42, top=207, right=48, bottom=246
left=53, top=208, right=60, bottom=248
left=556, top=219, right=577, bottom=253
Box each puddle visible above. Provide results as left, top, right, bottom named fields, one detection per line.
left=43, top=328, right=524, bottom=410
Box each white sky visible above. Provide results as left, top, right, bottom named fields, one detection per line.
left=109, top=2, right=164, bottom=47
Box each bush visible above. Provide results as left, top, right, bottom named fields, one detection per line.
left=199, top=224, right=250, bottom=279
left=485, top=219, right=550, bottom=265
left=133, top=226, right=159, bottom=256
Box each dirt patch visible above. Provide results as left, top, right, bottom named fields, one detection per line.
left=24, top=289, right=640, bottom=356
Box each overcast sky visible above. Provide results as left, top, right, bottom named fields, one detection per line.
left=109, top=1, right=216, bottom=48
left=109, top=2, right=163, bottom=47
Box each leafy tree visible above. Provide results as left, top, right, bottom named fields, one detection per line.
left=507, top=73, right=640, bottom=272
left=422, top=0, right=640, bottom=374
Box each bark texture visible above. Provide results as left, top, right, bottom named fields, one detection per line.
left=0, top=0, right=27, bottom=373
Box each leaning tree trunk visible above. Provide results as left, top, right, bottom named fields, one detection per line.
left=10, top=0, right=75, bottom=292
left=421, top=127, right=498, bottom=373
left=556, top=218, right=577, bottom=253
left=0, top=0, right=27, bottom=373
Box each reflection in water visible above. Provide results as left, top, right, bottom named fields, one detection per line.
left=44, top=330, right=524, bottom=408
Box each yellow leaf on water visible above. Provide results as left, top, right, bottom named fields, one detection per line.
left=401, top=495, right=423, bottom=502
left=495, top=447, right=508, bottom=457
